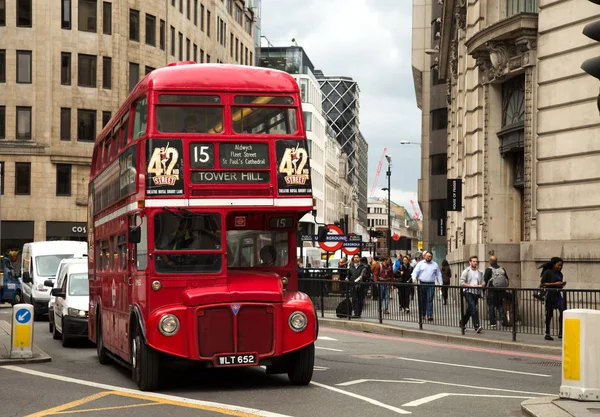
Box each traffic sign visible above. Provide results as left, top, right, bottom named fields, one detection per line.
left=318, top=225, right=344, bottom=252
left=15, top=308, right=31, bottom=324
left=342, top=246, right=360, bottom=256
left=11, top=304, right=34, bottom=359
left=393, top=233, right=400, bottom=241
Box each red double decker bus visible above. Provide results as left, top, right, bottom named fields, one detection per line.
left=88, top=62, right=318, bottom=391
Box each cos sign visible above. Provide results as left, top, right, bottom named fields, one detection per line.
left=72, top=226, right=87, bottom=234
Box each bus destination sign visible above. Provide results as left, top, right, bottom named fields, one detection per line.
left=276, top=139, right=313, bottom=195
left=146, top=139, right=184, bottom=195
left=191, top=171, right=270, bottom=184
left=219, top=143, right=269, bottom=168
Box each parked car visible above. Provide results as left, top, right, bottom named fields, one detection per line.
left=46, top=257, right=87, bottom=334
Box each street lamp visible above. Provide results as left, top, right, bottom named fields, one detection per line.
left=382, top=155, right=392, bottom=257
left=399, top=141, right=421, bottom=145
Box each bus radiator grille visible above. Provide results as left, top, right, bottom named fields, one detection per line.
left=198, top=307, right=234, bottom=357
left=237, top=305, right=274, bottom=355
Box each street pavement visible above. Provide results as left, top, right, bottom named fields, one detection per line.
left=0, top=305, right=562, bottom=417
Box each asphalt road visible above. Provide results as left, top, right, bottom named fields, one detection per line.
left=0, top=306, right=562, bottom=417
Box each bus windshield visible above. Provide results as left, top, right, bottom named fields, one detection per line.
left=154, top=212, right=222, bottom=274
left=227, top=230, right=289, bottom=268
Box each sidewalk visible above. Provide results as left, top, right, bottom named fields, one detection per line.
left=522, top=397, right=600, bottom=417
left=319, top=312, right=562, bottom=357
left=0, top=319, right=52, bottom=365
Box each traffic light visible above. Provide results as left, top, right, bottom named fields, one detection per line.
left=582, top=2, right=600, bottom=111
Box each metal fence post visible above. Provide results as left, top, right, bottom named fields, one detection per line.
left=511, top=288, right=517, bottom=342
left=460, top=287, right=465, bottom=335
left=346, top=283, right=351, bottom=320
left=320, top=279, right=325, bottom=319
left=418, top=284, right=423, bottom=330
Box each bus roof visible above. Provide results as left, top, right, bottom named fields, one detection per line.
left=139, top=63, right=300, bottom=93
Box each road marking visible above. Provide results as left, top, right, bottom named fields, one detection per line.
left=310, top=381, right=411, bottom=415
left=25, top=392, right=113, bottom=417
left=402, top=393, right=533, bottom=407
left=51, top=402, right=160, bottom=414
left=404, top=378, right=555, bottom=396
left=4, top=366, right=294, bottom=417
left=336, top=379, right=426, bottom=386
left=313, top=366, right=329, bottom=371
left=321, top=328, right=562, bottom=361
left=317, top=336, right=338, bottom=341
left=315, top=346, right=344, bottom=352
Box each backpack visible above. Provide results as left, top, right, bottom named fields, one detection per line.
left=490, top=267, right=508, bottom=287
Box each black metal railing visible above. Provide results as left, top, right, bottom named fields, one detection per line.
left=298, top=269, right=600, bottom=342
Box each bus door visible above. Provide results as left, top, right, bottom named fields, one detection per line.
left=114, top=233, right=129, bottom=357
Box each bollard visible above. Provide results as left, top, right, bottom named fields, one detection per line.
left=559, top=309, right=600, bottom=401
left=10, top=304, right=34, bottom=359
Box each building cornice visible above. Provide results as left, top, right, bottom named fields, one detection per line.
left=439, top=0, right=458, bottom=79
left=465, top=13, right=538, bottom=57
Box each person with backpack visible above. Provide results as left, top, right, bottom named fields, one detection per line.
left=483, top=255, right=510, bottom=328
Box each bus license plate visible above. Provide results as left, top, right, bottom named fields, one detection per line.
left=214, top=353, right=258, bottom=367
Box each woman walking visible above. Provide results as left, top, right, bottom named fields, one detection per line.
left=540, top=257, right=567, bottom=341
left=440, top=260, right=452, bottom=305
left=395, top=256, right=413, bottom=313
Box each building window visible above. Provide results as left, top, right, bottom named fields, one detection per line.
left=102, top=56, right=111, bottom=89
left=17, top=0, right=32, bottom=27
left=78, top=54, right=96, bottom=87
left=299, top=79, right=308, bottom=102
left=145, top=66, right=154, bottom=75
left=431, top=108, right=447, bottom=131
left=159, top=19, right=165, bottom=50
left=245, top=16, right=252, bottom=35
left=249, top=51, right=252, bottom=65
left=0, top=0, right=4, bottom=26
left=206, top=10, right=211, bottom=37
left=200, top=49, right=204, bottom=63
left=226, top=0, right=232, bottom=14
left=129, top=9, right=139, bottom=41
left=145, top=14, right=156, bottom=46
left=178, top=32, right=183, bottom=60
left=77, top=109, right=96, bottom=141
left=15, top=162, right=31, bottom=195
left=129, top=62, right=139, bottom=92
left=193, top=0, right=198, bottom=25
left=16, top=50, right=32, bottom=84
left=170, top=26, right=175, bottom=56
left=303, top=111, right=312, bottom=131
left=61, top=52, right=71, bottom=85
left=16, top=106, right=32, bottom=140
left=0, top=106, right=5, bottom=139
left=430, top=154, right=447, bottom=175
left=56, top=164, right=72, bottom=196
left=179, top=0, right=183, bottom=13
left=245, top=47, right=248, bottom=65
left=102, top=1, right=111, bottom=34
left=102, top=111, right=111, bottom=127
left=0, top=161, right=3, bottom=194
left=200, top=4, right=204, bottom=31
left=234, top=5, right=242, bottom=24
left=230, top=33, right=234, bottom=56
left=193, top=44, right=197, bottom=62
left=60, top=108, right=71, bottom=140
left=507, top=0, right=538, bottom=17
left=235, top=38, right=238, bottom=61
left=206, top=54, right=210, bottom=63
left=186, top=38, right=190, bottom=60
left=186, top=0, right=190, bottom=19
left=78, top=0, right=97, bottom=32
left=62, top=0, right=71, bottom=29
left=0, top=49, right=5, bottom=83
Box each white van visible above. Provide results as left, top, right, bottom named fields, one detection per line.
left=21, top=241, right=87, bottom=319
left=50, top=262, right=89, bottom=347
left=46, top=256, right=87, bottom=334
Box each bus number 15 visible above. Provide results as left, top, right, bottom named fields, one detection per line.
left=190, top=144, right=214, bottom=168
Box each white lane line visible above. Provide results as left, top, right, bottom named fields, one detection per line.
left=317, top=336, right=338, bottom=341
left=402, top=393, right=533, bottom=407
left=310, top=381, right=411, bottom=415
left=336, top=379, right=426, bottom=387
left=393, top=356, right=550, bottom=378
left=315, top=346, right=344, bottom=352
left=404, top=378, right=555, bottom=396
left=2, top=365, right=293, bottom=417
left=313, top=366, right=329, bottom=371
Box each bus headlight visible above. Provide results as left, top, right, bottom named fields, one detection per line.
left=288, top=312, right=307, bottom=332
left=158, top=314, right=180, bottom=336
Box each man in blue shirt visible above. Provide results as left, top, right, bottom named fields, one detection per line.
left=411, top=251, right=442, bottom=321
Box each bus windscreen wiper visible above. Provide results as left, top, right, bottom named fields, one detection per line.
left=162, top=206, right=185, bottom=218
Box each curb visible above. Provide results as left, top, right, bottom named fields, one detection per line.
left=319, top=318, right=563, bottom=357
left=0, top=320, right=52, bottom=365
left=521, top=397, right=571, bottom=417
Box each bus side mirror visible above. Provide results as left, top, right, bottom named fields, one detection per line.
left=317, top=226, right=329, bottom=243
left=128, top=226, right=141, bottom=244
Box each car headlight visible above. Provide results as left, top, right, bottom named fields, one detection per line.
left=67, top=308, right=88, bottom=318
left=159, top=314, right=180, bottom=336
left=288, top=312, right=308, bottom=332
left=36, top=284, right=48, bottom=292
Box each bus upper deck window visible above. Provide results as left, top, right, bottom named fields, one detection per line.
left=232, top=96, right=297, bottom=135
left=133, top=97, right=148, bottom=139
left=156, top=94, right=223, bottom=134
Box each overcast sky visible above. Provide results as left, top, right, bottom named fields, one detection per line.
left=260, top=0, right=422, bottom=217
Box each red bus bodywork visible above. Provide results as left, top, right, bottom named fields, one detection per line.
left=87, top=63, right=317, bottom=390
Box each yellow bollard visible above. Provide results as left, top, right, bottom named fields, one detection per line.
left=10, top=304, right=34, bottom=359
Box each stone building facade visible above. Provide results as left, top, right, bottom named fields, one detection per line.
left=0, top=0, right=255, bottom=256
left=431, top=0, right=600, bottom=287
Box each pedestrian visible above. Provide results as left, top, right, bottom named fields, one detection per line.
left=411, top=251, right=442, bottom=322
left=440, top=259, right=452, bottom=305
left=459, top=255, right=485, bottom=333
left=483, top=255, right=510, bottom=328
left=395, top=255, right=413, bottom=313
left=346, top=254, right=369, bottom=318
left=297, top=258, right=304, bottom=279
left=378, top=257, right=393, bottom=314
left=371, top=256, right=381, bottom=301
left=540, top=257, right=567, bottom=341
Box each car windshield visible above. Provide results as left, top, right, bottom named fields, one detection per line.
left=227, top=230, right=289, bottom=267
left=68, top=273, right=89, bottom=296
left=35, top=255, right=74, bottom=277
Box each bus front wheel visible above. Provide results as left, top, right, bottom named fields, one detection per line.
left=132, top=326, right=160, bottom=391
left=287, top=343, right=314, bottom=385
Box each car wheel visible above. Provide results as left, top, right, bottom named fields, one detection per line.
left=61, top=319, right=70, bottom=347
left=52, top=318, right=61, bottom=340
left=11, top=291, right=22, bottom=306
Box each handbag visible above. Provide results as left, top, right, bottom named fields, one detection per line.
left=533, top=286, right=547, bottom=302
